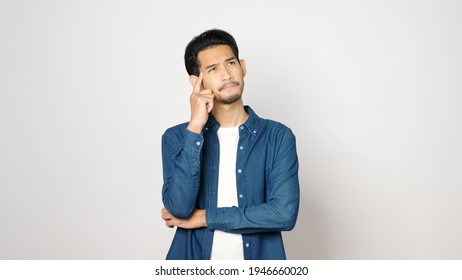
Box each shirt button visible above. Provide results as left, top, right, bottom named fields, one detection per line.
left=245, top=243, right=250, bottom=248
left=239, top=146, right=244, bottom=150
left=196, top=141, right=201, bottom=146
left=253, top=130, right=257, bottom=134
left=237, top=169, right=242, bottom=173
left=239, top=194, right=244, bottom=199
left=240, top=126, right=244, bottom=130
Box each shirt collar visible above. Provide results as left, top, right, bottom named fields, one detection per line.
left=202, top=105, right=260, bottom=136
left=241, top=105, right=260, bottom=136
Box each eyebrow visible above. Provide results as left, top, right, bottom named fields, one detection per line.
left=205, top=57, right=237, bottom=70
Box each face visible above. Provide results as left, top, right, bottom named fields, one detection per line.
left=193, top=44, right=246, bottom=105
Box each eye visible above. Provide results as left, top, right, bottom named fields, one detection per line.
left=228, top=61, right=237, bottom=66
left=208, top=67, right=216, bottom=73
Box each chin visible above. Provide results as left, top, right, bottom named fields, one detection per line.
left=217, top=93, right=242, bottom=105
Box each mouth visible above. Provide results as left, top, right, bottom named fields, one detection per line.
left=219, top=82, right=240, bottom=92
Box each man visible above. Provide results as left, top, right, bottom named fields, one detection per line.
left=161, top=29, right=300, bottom=260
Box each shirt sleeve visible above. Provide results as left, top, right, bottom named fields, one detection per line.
left=162, top=127, right=204, bottom=218
left=206, top=128, right=300, bottom=234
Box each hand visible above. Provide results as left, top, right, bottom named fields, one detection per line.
left=187, top=73, right=214, bottom=134
left=161, top=208, right=207, bottom=229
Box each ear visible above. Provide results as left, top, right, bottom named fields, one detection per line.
left=240, top=59, right=247, bottom=77
left=189, top=75, right=198, bottom=87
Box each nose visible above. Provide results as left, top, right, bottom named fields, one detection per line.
left=221, top=67, right=233, bottom=81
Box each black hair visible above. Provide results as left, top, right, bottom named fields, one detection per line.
left=184, top=29, right=240, bottom=76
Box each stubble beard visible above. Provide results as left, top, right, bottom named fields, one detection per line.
left=215, top=83, right=244, bottom=105
left=216, top=93, right=242, bottom=104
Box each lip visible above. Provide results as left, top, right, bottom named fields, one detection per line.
left=220, top=82, right=239, bottom=91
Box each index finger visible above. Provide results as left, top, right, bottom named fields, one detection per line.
left=193, top=72, right=203, bottom=93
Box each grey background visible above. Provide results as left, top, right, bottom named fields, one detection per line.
left=1, top=0, right=461, bottom=259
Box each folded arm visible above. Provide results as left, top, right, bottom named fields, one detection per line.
left=207, top=130, right=299, bottom=234
left=162, top=129, right=300, bottom=234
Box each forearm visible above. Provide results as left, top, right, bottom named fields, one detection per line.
left=162, top=208, right=207, bottom=229
left=206, top=198, right=299, bottom=234
left=162, top=128, right=203, bottom=218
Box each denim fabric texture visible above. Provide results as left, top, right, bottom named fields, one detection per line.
left=162, top=106, right=300, bottom=260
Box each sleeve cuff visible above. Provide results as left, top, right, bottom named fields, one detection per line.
left=206, top=207, right=227, bottom=230
left=183, top=128, right=204, bottom=156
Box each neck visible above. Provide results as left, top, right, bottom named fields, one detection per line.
left=211, top=99, right=248, bottom=128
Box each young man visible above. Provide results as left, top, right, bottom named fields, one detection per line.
left=161, top=29, right=300, bottom=260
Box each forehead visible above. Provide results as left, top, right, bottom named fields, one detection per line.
left=197, top=45, right=235, bottom=67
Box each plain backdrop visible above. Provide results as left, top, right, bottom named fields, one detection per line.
left=1, top=0, right=461, bottom=259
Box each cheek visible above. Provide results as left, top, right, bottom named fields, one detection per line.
left=232, top=68, right=244, bottom=80
left=202, top=77, right=217, bottom=90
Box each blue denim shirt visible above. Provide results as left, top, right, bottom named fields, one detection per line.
left=161, top=106, right=300, bottom=260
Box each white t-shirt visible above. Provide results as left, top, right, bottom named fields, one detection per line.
left=210, top=126, right=244, bottom=260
